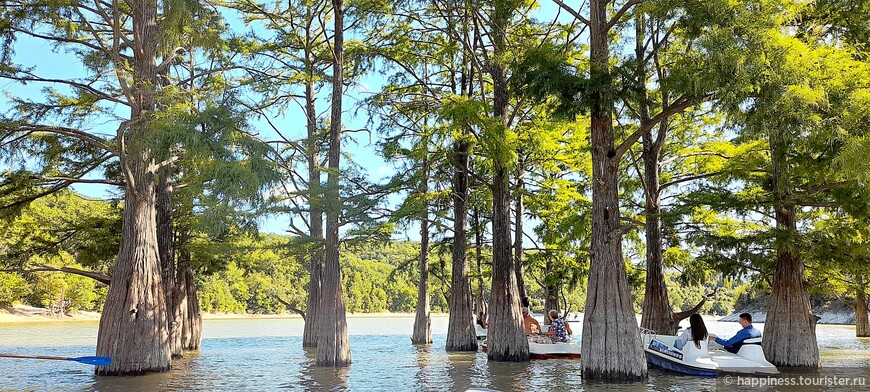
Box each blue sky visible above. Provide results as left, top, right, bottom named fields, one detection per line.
left=2, top=1, right=573, bottom=243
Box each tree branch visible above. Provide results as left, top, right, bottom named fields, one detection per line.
left=659, top=151, right=731, bottom=167
left=659, top=171, right=723, bottom=192
left=552, top=0, right=590, bottom=26
left=2, top=264, right=111, bottom=285
left=614, top=95, right=708, bottom=162
left=16, top=124, right=116, bottom=155
left=273, top=295, right=306, bottom=320
left=606, top=0, right=643, bottom=32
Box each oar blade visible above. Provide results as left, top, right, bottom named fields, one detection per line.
left=68, top=356, right=112, bottom=366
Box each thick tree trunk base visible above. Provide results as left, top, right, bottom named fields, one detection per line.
left=303, top=272, right=321, bottom=348
left=182, top=263, right=202, bottom=352
left=411, top=310, right=432, bottom=345
left=169, top=283, right=184, bottom=359
left=762, top=257, right=819, bottom=367
left=446, top=297, right=478, bottom=352
left=95, top=188, right=171, bottom=375
left=315, top=283, right=351, bottom=366
left=581, top=257, right=647, bottom=381
left=486, top=279, right=529, bottom=361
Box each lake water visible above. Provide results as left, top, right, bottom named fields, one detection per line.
left=1, top=315, right=869, bottom=391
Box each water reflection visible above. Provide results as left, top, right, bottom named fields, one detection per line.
left=299, top=357, right=350, bottom=391
left=2, top=316, right=869, bottom=391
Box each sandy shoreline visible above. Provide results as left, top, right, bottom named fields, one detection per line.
left=0, top=304, right=101, bottom=323
left=0, top=304, right=444, bottom=323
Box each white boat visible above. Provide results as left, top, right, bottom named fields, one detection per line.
left=641, top=330, right=778, bottom=376
left=480, top=335, right=581, bottom=360
left=528, top=337, right=581, bottom=359
left=474, top=324, right=487, bottom=341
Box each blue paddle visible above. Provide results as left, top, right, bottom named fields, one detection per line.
left=0, top=353, right=112, bottom=366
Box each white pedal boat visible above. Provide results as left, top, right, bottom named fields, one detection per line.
left=474, top=324, right=487, bottom=341
left=480, top=336, right=581, bottom=359
left=641, top=330, right=778, bottom=376
left=528, top=338, right=581, bottom=359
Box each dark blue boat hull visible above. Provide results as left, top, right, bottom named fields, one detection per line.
left=646, top=352, right=717, bottom=377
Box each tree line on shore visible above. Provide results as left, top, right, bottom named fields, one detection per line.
left=1, top=0, right=869, bottom=381
left=0, top=193, right=747, bottom=316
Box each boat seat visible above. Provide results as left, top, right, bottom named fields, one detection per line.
left=679, top=339, right=711, bottom=360
left=736, top=338, right=768, bottom=363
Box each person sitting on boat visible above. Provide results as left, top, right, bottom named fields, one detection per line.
left=674, top=313, right=708, bottom=351
left=477, top=311, right=488, bottom=328
left=545, top=310, right=572, bottom=342
left=708, top=313, right=761, bottom=354
left=522, top=307, right=541, bottom=334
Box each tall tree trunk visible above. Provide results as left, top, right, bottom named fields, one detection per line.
left=174, top=230, right=201, bottom=352
left=96, top=159, right=170, bottom=375
left=581, top=0, right=646, bottom=380
left=473, top=206, right=486, bottom=317
left=762, top=130, right=819, bottom=368
left=156, top=165, right=181, bottom=358
left=181, top=251, right=202, bottom=351
left=446, top=139, right=477, bottom=351
left=636, top=15, right=676, bottom=334
left=171, top=249, right=187, bottom=354
left=302, top=46, right=323, bottom=349
left=95, top=0, right=171, bottom=375
left=855, top=283, right=870, bottom=337
left=486, top=1, right=527, bottom=362
left=544, top=259, right=559, bottom=317
left=514, top=157, right=526, bottom=301
left=316, top=0, right=350, bottom=366
left=447, top=6, right=477, bottom=349
left=412, top=153, right=432, bottom=344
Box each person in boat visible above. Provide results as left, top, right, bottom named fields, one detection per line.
left=545, top=310, right=572, bottom=342
left=674, top=313, right=708, bottom=350
left=522, top=307, right=541, bottom=335
left=708, top=312, right=761, bottom=354
left=477, top=311, right=488, bottom=328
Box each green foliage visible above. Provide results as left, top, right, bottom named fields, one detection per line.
left=194, top=236, right=450, bottom=314
left=24, top=254, right=103, bottom=312
left=0, top=272, right=29, bottom=308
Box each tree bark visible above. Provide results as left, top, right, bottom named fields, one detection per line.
left=581, top=0, right=646, bottom=380
left=514, top=156, right=526, bottom=301
left=412, top=153, right=432, bottom=344
left=156, top=164, right=181, bottom=358
left=762, top=129, right=819, bottom=368
left=181, top=251, right=202, bottom=351
left=446, top=139, right=477, bottom=351
left=855, top=284, right=870, bottom=337
left=316, top=0, right=350, bottom=367
left=488, top=159, right=527, bottom=361
left=446, top=5, right=478, bottom=351
left=174, top=230, right=201, bottom=352
left=473, top=206, right=486, bottom=318
left=636, top=14, right=677, bottom=334
left=544, top=259, right=561, bottom=316
left=95, top=0, right=171, bottom=375
left=170, top=254, right=187, bottom=354
left=302, top=40, right=324, bottom=349
left=96, top=158, right=170, bottom=375
left=485, top=1, right=528, bottom=361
